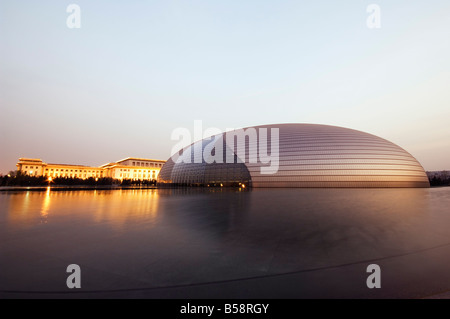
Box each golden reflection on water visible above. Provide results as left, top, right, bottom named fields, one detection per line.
left=40, top=187, right=51, bottom=223
left=6, top=189, right=160, bottom=230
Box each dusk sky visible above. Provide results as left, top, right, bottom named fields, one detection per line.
left=1, top=0, right=449, bottom=174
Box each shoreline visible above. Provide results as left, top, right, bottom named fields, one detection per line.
left=0, top=185, right=448, bottom=192
left=0, top=185, right=158, bottom=192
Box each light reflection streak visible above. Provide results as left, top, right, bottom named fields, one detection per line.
left=39, top=187, right=51, bottom=223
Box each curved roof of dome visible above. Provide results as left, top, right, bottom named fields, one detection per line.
left=158, top=123, right=429, bottom=188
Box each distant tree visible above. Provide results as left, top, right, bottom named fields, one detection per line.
left=8, top=170, right=17, bottom=178
left=121, top=179, right=131, bottom=186
left=442, top=171, right=450, bottom=186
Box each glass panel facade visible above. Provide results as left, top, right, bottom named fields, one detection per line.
left=159, top=138, right=252, bottom=186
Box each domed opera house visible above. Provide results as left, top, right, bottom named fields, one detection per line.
left=157, top=124, right=429, bottom=188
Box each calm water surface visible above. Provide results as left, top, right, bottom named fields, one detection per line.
left=1, top=187, right=450, bottom=297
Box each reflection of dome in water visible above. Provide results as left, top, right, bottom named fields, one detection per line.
left=158, top=123, right=429, bottom=188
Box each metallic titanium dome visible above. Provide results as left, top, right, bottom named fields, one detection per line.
left=158, top=124, right=429, bottom=188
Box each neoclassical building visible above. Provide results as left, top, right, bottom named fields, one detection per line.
left=16, top=157, right=166, bottom=181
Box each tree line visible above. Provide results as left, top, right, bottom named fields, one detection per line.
left=428, top=171, right=450, bottom=187
left=2, top=170, right=448, bottom=187
left=0, top=171, right=157, bottom=187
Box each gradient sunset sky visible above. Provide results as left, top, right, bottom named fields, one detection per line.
left=1, top=0, right=449, bottom=174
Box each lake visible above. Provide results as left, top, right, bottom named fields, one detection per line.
left=1, top=187, right=450, bottom=298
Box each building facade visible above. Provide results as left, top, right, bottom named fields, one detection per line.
left=158, top=123, right=430, bottom=188
left=17, top=157, right=165, bottom=181
left=100, top=157, right=166, bottom=181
